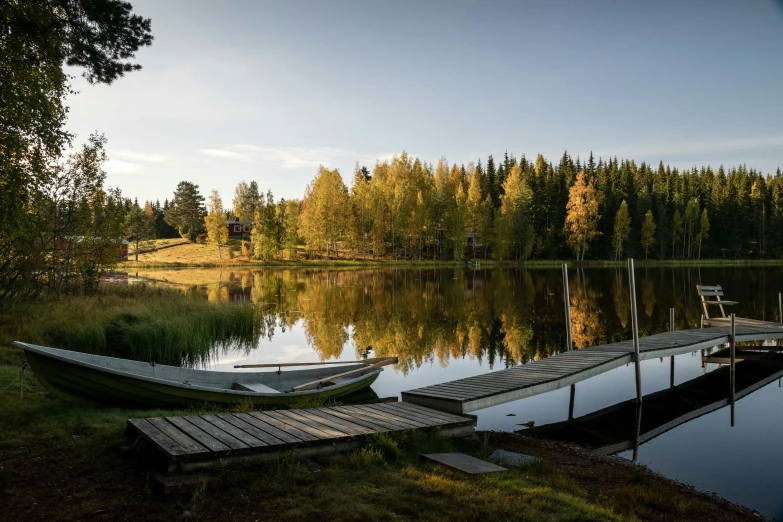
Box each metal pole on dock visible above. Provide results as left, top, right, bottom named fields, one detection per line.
left=628, top=258, right=642, bottom=404
left=779, top=292, right=782, bottom=324
left=563, top=264, right=573, bottom=351
left=730, top=312, right=736, bottom=427
left=670, top=308, right=675, bottom=388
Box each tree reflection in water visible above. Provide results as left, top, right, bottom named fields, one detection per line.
left=132, top=266, right=781, bottom=374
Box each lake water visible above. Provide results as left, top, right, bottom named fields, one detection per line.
left=128, top=266, right=783, bottom=519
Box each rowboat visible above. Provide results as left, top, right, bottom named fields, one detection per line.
left=13, top=341, right=395, bottom=408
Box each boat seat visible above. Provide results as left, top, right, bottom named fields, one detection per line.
left=231, top=382, right=281, bottom=394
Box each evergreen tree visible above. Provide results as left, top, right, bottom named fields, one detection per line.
left=123, top=206, right=154, bottom=261
left=165, top=182, right=206, bottom=242
left=466, top=166, right=489, bottom=258
left=671, top=209, right=683, bottom=259
left=697, top=208, right=709, bottom=259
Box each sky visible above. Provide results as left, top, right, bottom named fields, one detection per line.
left=64, top=0, right=783, bottom=205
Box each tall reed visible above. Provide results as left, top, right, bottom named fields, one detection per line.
left=6, top=284, right=261, bottom=367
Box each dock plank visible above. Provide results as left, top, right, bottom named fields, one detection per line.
left=235, top=413, right=306, bottom=444
left=184, top=416, right=249, bottom=451
left=127, top=418, right=190, bottom=459
left=147, top=418, right=206, bottom=455
left=167, top=416, right=231, bottom=454
left=247, top=411, right=320, bottom=442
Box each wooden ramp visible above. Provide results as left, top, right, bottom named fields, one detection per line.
left=127, top=402, right=475, bottom=472
left=402, top=322, right=783, bottom=414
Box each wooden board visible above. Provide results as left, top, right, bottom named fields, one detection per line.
left=422, top=453, right=507, bottom=474
left=127, top=402, right=476, bottom=467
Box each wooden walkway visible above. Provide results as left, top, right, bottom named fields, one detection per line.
left=127, top=402, right=475, bottom=472
left=402, top=321, right=783, bottom=414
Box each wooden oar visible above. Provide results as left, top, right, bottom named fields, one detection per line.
left=234, top=357, right=395, bottom=369
left=289, top=357, right=397, bottom=392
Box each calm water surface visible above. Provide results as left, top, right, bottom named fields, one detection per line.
left=130, top=266, right=783, bottom=519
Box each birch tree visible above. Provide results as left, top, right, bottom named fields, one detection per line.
left=611, top=200, right=631, bottom=260
left=205, top=190, right=228, bottom=259
left=641, top=210, right=656, bottom=259
left=564, top=171, right=601, bottom=260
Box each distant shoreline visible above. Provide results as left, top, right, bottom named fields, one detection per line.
left=119, top=258, right=783, bottom=269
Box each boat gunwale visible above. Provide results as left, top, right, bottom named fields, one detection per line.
left=13, top=341, right=383, bottom=397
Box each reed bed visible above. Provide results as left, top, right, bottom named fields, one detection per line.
left=1, top=284, right=260, bottom=367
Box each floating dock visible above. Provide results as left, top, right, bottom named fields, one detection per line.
left=127, top=402, right=475, bottom=472
left=401, top=322, right=783, bottom=414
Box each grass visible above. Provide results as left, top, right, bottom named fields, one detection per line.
left=0, top=283, right=259, bottom=367
left=120, top=239, right=783, bottom=268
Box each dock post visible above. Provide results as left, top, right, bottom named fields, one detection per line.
left=670, top=308, right=675, bottom=388
left=563, top=264, right=573, bottom=351
left=730, top=312, right=736, bottom=427
left=568, top=384, right=575, bottom=420
left=779, top=292, right=782, bottom=324
left=632, top=403, right=642, bottom=463
left=628, top=258, right=642, bottom=404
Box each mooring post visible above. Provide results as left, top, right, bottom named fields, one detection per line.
left=632, top=402, right=642, bottom=463
left=568, top=384, right=576, bottom=420
left=669, top=308, right=675, bottom=388
left=730, top=312, right=736, bottom=427
left=628, top=258, right=642, bottom=404
left=563, top=264, right=573, bottom=351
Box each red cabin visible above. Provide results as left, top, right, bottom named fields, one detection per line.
left=226, top=219, right=253, bottom=239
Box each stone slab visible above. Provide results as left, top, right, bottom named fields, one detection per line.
left=422, top=452, right=508, bottom=474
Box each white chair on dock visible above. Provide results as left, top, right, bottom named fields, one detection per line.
left=696, top=285, right=738, bottom=327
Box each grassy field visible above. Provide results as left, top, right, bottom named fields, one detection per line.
left=0, top=286, right=763, bottom=520
left=121, top=239, right=783, bottom=268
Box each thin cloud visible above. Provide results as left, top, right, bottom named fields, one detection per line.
left=110, top=149, right=167, bottom=162
left=198, top=145, right=418, bottom=170
left=105, top=159, right=144, bottom=175
left=229, top=145, right=355, bottom=169
left=199, top=149, right=248, bottom=159
left=590, top=134, right=783, bottom=160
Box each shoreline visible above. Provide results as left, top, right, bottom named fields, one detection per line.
left=120, top=258, right=783, bottom=269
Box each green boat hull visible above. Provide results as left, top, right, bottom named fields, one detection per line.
left=23, top=349, right=381, bottom=409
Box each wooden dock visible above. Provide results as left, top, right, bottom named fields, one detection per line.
left=127, top=402, right=475, bottom=472
left=401, top=322, right=783, bottom=414
left=523, top=354, right=783, bottom=455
